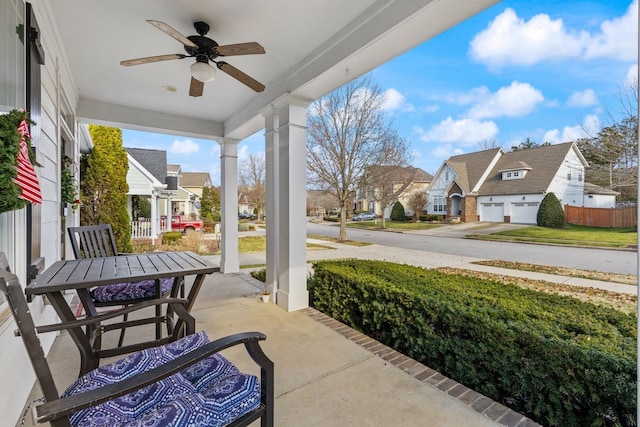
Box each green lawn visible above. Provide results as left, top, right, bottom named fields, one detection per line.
left=238, top=235, right=332, bottom=253
left=471, top=224, right=637, bottom=248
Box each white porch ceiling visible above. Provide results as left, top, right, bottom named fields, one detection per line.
left=45, top=0, right=500, bottom=141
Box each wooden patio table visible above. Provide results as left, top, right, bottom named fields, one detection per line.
left=27, top=251, right=219, bottom=375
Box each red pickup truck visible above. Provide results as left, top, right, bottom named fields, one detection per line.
left=169, top=215, right=203, bottom=232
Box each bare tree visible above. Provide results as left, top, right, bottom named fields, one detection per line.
left=366, top=165, right=415, bottom=228
left=406, top=189, right=428, bottom=221
left=239, top=153, right=266, bottom=218
left=477, top=138, right=501, bottom=150
left=307, top=75, right=410, bottom=240
left=577, top=80, right=638, bottom=201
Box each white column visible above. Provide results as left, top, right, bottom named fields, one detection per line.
left=261, top=106, right=278, bottom=299
left=165, top=197, right=172, bottom=231
left=275, top=95, right=311, bottom=311
left=220, top=138, right=240, bottom=273
left=150, top=193, right=157, bottom=243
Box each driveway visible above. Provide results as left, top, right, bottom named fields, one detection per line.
left=405, top=222, right=530, bottom=238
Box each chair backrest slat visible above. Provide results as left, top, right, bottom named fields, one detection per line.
left=68, top=225, right=119, bottom=259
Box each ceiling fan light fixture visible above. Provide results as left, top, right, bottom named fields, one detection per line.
left=191, top=60, right=216, bottom=82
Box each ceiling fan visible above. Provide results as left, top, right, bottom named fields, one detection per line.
left=120, top=20, right=265, bottom=97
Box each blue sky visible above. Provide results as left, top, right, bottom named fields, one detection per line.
left=122, top=0, right=638, bottom=185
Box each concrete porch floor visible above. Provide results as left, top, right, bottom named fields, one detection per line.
left=19, top=266, right=543, bottom=427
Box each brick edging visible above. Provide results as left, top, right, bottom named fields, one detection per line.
left=302, top=307, right=542, bottom=427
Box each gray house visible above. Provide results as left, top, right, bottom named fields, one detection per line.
left=426, top=143, right=600, bottom=224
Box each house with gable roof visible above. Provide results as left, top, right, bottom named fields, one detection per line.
left=426, top=142, right=606, bottom=224
left=177, top=172, right=213, bottom=218
left=354, top=165, right=433, bottom=218
left=125, top=148, right=176, bottom=238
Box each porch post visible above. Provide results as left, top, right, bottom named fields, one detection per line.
left=274, top=95, right=310, bottom=311
left=220, top=138, right=240, bottom=273
left=150, top=193, right=157, bottom=244
left=261, top=106, right=279, bottom=300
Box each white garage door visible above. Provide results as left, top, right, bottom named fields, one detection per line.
left=480, top=203, right=504, bottom=222
left=510, top=202, right=539, bottom=224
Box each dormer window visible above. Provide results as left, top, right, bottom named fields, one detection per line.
left=499, top=161, right=531, bottom=181
left=501, top=170, right=526, bottom=180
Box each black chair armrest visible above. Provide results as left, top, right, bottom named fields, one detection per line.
left=36, top=332, right=270, bottom=423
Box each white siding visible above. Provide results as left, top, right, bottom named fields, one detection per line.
left=1, top=2, right=81, bottom=424
left=583, top=194, right=617, bottom=208
left=127, top=163, right=155, bottom=195
left=427, top=164, right=454, bottom=215
left=546, top=147, right=585, bottom=207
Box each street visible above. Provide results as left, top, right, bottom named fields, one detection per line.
left=306, top=221, right=638, bottom=276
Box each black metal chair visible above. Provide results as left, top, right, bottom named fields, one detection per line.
left=67, top=224, right=182, bottom=347
left=0, top=262, right=274, bottom=427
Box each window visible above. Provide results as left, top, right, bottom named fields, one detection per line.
left=567, top=171, right=572, bottom=180
left=433, top=196, right=446, bottom=212
left=506, top=172, right=512, bottom=178
left=513, top=171, right=519, bottom=177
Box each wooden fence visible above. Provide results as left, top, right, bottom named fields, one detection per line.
left=564, top=205, right=637, bottom=228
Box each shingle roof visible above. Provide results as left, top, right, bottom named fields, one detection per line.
left=180, top=172, right=212, bottom=187
left=583, top=181, right=620, bottom=195
left=167, top=164, right=181, bottom=174
left=364, top=165, right=433, bottom=182
left=479, top=142, right=577, bottom=196
left=446, top=148, right=502, bottom=193
left=125, top=148, right=167, bottom=182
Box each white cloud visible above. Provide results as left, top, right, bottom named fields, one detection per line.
left=444, top=86, right=490, bottom=106
left=169, top=139, right=200, bottom=154
left=467, top=81, right=544, bottom=119
left=416, top=117, right=499, bottom=146
left=237, top=144, right=251, bottom=164
left=626, top=64, right=638, bottom=87
left=469, top=2, right=638, bottom=68
left=469, top=8, right=585, bottom=68
left=383, top=88, right=414, bottom=112
left=584, top=0, right=638, bottom=61
left=542, top=114, right=600, bottom=143
left=567, top=89, right=598, bottom=107
left=431, top=144, right=455, bottom=159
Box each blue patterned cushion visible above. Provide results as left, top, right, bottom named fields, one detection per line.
left=90, top=277, right=175, bottom=302
left=63, top=332, right=261, bottom=427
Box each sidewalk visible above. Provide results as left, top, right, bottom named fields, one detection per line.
left=210, top=229, right=636, bottom=296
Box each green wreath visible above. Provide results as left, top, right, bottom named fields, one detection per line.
left=0, top=109, right=35, bottom=214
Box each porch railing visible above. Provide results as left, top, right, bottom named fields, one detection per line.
left=130, top=217, right=168, bottom=239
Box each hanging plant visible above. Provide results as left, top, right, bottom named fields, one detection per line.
left=61, top=153, right=77, bottom=204
left=0, top=109, right=35, bottom=214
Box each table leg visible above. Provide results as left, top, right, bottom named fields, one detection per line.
left=46, top=291, right=97, bottom=376
left=173, top=273, right=207, bottom=338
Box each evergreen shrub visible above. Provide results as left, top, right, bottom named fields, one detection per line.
left=162, top=231, right=182, bottom=244
left=308, top=259, right=636, bottom=427
left=537, top=192, right=565, bottom=228
left=390, top=201, right=405, bottom=221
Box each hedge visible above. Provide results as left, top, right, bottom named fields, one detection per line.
left=307, top=259, right=636, bottom=427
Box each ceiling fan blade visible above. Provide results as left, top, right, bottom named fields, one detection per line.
left=189, top=77, right=204, bottom=97
left=214, top=42, right=265, bottom=56
left=120, top=54, right=185, bottom=66
left=216, top=62, right=265, bottom=92
left=147, top=20, right=198, bottom=48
